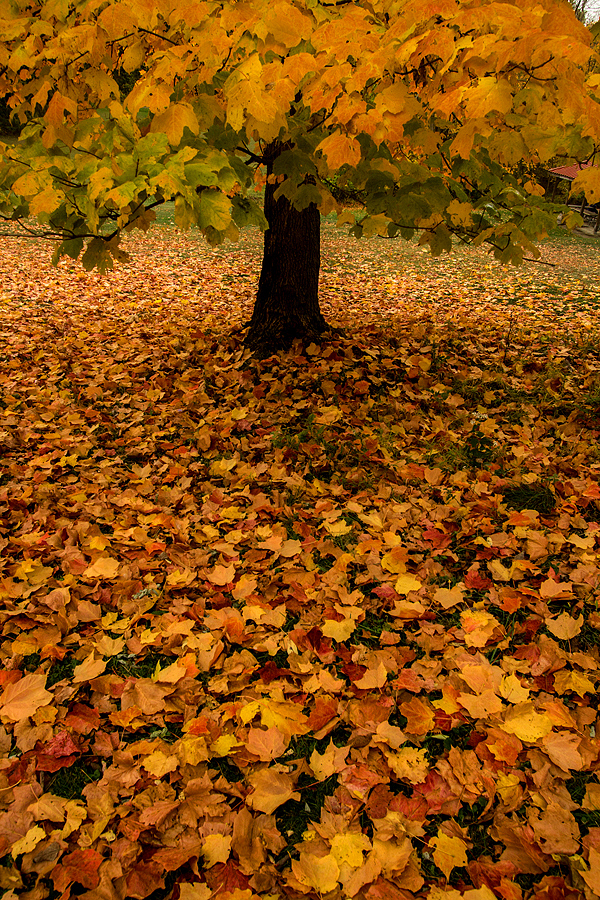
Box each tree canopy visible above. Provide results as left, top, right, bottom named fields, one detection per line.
left=0, top=0, right=599, bottom=276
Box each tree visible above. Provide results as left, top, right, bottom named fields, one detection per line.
left=0, top=0, right=599, bottom=354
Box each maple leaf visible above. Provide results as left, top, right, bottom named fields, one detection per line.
left=430, top=831, right=469, bottom=879
left=0, top=674, right=52, bottom=721
left=291, top=852, right=340, bottom=893
left=247, top=768, right=300, bottom=814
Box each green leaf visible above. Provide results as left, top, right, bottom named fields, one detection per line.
left=420, top=223, right=453, bottom=256
left=197, top=189, right=232, bottom=230
left=52, top=237, right=84, bottom=264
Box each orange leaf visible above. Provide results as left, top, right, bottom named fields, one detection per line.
left=0, top=674, right=52, bottom=721
left=72, top=654, right=107, bottom=684
left=82, top=557, right=120, bottom=579
left=248, top=767, right=300, bottom=814
left=206, top=563, right=236, bottom=585
left=246, top=727, right=288, bottom=761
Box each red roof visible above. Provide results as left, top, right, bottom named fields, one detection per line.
left=548, top=161, right=595, bottom=180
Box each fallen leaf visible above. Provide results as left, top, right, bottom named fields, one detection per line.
left=292, top=852, right=340, bottom=893
left=430, top=831, right=468, bottom=879
left=82, top=557, right=120, bottom=579
left=0, top=675, right=52, bottom=721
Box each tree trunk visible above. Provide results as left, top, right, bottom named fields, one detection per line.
left=245, top=144, right=330, bottom=356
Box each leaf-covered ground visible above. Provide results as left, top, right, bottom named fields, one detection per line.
left=1, top=217, right=600, bottom=900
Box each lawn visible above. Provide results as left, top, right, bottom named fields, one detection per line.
left=1, top=215, right=600, bottom=900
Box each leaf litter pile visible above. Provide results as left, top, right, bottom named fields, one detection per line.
left=2, top=218, right=600, bottom=900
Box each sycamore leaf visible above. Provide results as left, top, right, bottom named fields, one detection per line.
left=386, top=747, right=429, bottom=783
left=322, top=617, right=356, bottom=641
left=572, top=167, right=600, bottom=204
left=246, top=727, right=288, bottom=761
left=316, top=132, right=361, bottom=170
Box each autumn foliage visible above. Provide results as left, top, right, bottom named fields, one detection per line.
left=1, top=0, right=600, bottom=349
left=1, top=216, right=600, bottom=899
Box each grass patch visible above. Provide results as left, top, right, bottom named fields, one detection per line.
left=49, top=759, right=102, bottom=799
left=502, top=482, right=556, bottom=514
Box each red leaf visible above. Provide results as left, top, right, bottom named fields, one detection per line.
left=52, top=849, right=102, bottom=891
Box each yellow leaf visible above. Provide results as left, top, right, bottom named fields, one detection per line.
left=572, top=166, right=600, bottom=204
left=449, top=120, right=478, bottom=159
left=72, top=654, right=107, bottom=684
left=153, top=661, right=187, bottom=684
left=386, top=747, right=429, bottom=784
left=29, top=184, right=63, bottom=217
left=166, top=567, right=196, bottom=586
left=232, top=574, right=257, bottom=601
left=446, top=199, right=473, bottom=226
left=553, top=669, right=596, bottom=696
left=259, top=698, right=308, bottom=736
left=465, top=77, right=512, bottom=117
left=499, top=673, right=529, bottom=703
left=322, top=617, right=356, bottom=642
left=394, top=574, right=422, bottom=595
left=314, top=405, right=342, bottom=424
left=0, top=674, right=52, bottom=721
left=292, top=852, right=340, bottom=893
left=83, top=557, right=120, bottom=579
left=500, top=703, right=553, bottom=742
left=460, top=609, right=500, bottom=648
left=354, top=659, right=388, bottom=689
left=11, top=825, right=46, bottom=857
left=310, top=741, right=348, bottom=781
left=433, top=585, right=464, bottom=608
left=210, top=735, right=243, bottom=756
left=372, top=836, right=412, bottom=876
left=263, top=1, right=314, bottom=47
left=381, top=546, right=408, bottom=574
left=324, top=519, right=352, bottom=537
left=142, top=750, right=179, bottom=777
left=546, top=613, right=583, bottom=640
left=458, top=689, right=504, bottom=718
left=202, top=834, right=231, bottom=868
left=150, top=102, right=198, bottom=146
left=331, top=832, right=371, bottom=868
left=539, top=577, right=573, bottom=599
left=582, top=847, right=600, bottom=892
left=431, top=831, right=468, bottom=880
left=178, top=885, right=212, bottom=900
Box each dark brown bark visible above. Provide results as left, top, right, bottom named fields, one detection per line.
left=245, top=145, right=330, bottom=356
